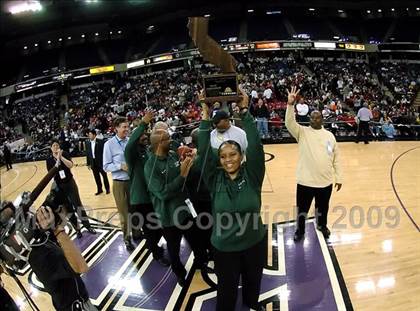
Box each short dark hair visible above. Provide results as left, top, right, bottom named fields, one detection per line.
left=50, top=139, right=60, bottom=147
left=218, top=140, right=243, bottom=156
left=212, top=110, right=230, bottom=125
left=113, top=116, right=128, bottom=128
left=87, top=129, right=97, bottom=136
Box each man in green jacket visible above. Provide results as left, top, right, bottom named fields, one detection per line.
left=125, top=112, right=169, bottom=266
left=144, top=128, right=208, bottom=286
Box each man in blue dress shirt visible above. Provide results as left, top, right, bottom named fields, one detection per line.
left=103, top=117, right=135, bottom=251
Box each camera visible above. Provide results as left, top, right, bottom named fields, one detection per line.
left=0, top=164, right=60, bottom=271
left=0, top=195, right=39, bottom=270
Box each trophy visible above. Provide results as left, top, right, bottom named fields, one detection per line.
left=188, top=17, right=241, bottom=103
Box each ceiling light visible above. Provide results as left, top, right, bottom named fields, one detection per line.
left=391, top=8, right=395, bottom=11
left=333, top=36, right=340, bottom=39
left=109, top=31, right=113, bottom=34
left=9, top=1, right=42, bottom=14
left=67, top=36, right=71, bottom=40
left=34, top=43, right=38, bottom=47
left=378, top=9, right=382, bottom=13
left=47, top=40, right=51, bottom=44
left=118, top=30, right=122, bottom=34
left=204, top=14, right=210, bottom=17
left=417, top=8, right=420, bottom=11
left=247, top=9, right=254, bottom=13
left=59, top=38, right=63, bottom=41
left=367, top=10, right=371, bottom=13
left=24, top=46, right=28, bottom=49
left=309, top=8, right=315, bottom=11
left=338, top=10, right=344, bottom=13
left=81, top=34, right=85, bottom=38
left=95, top=32, right=99, bottom=36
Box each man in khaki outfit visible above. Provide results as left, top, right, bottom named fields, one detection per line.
left=285, top=86, right=343, bottom=242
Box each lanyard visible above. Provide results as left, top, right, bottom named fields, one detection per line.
left=115, top=136, right=126, bottom=152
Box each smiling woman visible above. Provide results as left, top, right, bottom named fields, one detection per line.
left=197, top=89, right=267, bottom=311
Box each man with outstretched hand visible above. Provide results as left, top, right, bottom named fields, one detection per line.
left=285, top=86, right=343, bottom=242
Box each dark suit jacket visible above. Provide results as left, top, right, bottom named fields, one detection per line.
left=85, top=139, right=105, bottom=169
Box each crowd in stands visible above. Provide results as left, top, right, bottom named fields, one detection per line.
left=1, top=53, right=420, bottom=162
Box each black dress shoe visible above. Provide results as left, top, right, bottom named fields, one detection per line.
left=155, top=256, right=170, bottom=267
left=199, top=265, right=215, bottom=274
left=132, top=231, right=144, bottom=241
left=106, top=190, right=110, bottom=194
left=86, top=227, right=97, bottom=234
left=317, top=226, right=331, bottom=239
left=76, top=230, right=83, bottom=239
left=293, top=231, right=304, bottom=242
left=95, top=191, right=103, bottom=195
left=176, top=275, right=186, bottom=287
left=125, top=239, right=135, bottom=251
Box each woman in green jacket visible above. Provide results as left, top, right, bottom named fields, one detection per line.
left=198, top=90, right=267, bottom=311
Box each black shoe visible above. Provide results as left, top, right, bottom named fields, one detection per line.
left=76, top=230, right=83, bottom=239
left=155, top=256, right=170, bottom=267
left=355, top=141, right=359, bottom=144
left=364, top=141, right=369, bottom=144
left=95, top=191, right=103, bottom=195
left=199, top=265, right=215, bottom=274
left=176, top=275, right=186, bottom=287
left=106, top=190, right=110, bottom=194
left=244, top=303, right=265, bottom=311
left=317, top=226, right=331, bottom=239
left=125, top=239, right=135, bottom=251
left=86, top=227, right=97, bottom=234
left=132, top=230, right=144, bottom=241
left=293, top=231, right=304, bottom=242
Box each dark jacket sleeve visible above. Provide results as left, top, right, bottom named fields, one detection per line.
left=125, top=123, right=147, bottom=176
left=85, top=141, right=91, bottom=166
left=197, top=119, right=219, bottom=191
left=46, top=157, right=53, bottom=172
left=242, top=112, right=265, bottom=188
left=96, top=139, right=105, bottom=168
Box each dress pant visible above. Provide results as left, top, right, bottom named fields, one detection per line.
left=91, top=164, right=110, bottom=192
left=356, top=120, right=370, bottom=143
left=131, top=203, right=163, bottom=259
left=58, top=178, right=92, bottom=230
left=213, top=234, right=267, bottom=311
left=191, top=199, right=213, bottom=256
left=162, top=217, right=208, bottom=278
left=296, top=184, right=333, bottom=234
left=0, top=286, right=19, bottom=311
left=6, top=161, right=12, bottom=170
left=112, top=180, right=130, bottom=239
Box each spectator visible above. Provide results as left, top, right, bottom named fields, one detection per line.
left=356, top=103, right=373, bottom=144
left=85, top=129, right=110, bottom=195
left=210, top=110, right=248, bottom=154
left=103, top=117, right=134, bottom=251
left=252, top=98, right=270, bottom=138
left=285, top=86, right=342, bottom=242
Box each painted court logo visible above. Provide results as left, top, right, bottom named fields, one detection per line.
left=26, top=219, right=353, bottom=310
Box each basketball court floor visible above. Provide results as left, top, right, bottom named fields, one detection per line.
left=1, top=141, right=419, bottom=311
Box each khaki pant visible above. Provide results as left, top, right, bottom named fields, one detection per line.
left=112, top=180, right=130, bottom=239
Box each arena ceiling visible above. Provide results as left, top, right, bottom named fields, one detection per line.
left=1, top=0, right=419, bottom=46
